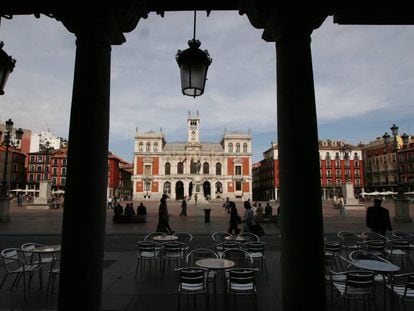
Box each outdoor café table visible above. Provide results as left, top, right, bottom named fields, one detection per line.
left=195, top=258, right=235, bottom=270
left=196, top=258, right=236, bottom=302
left=152, top=235, right=178, bottom=242
left=33, top=245, right=61, bottom=253
left=224, top=236, right=245, bottom=242
left=352, top=259, right=400, bottom=310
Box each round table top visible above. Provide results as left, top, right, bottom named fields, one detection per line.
left=33, top=245, right=61, bottom=253
left=225, top=236, right=245, bottom=241
left=195, top=258, right=235, bottom=270
left=352, top=259, right=400, bottom=273
left=152, top=235, right=178, bottom=242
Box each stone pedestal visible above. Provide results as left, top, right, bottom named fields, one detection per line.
left=0, top=197, right=10, bottom=222
left=394, top=198, right=412, bottom=223
left=27, top=181, right=51, bottom=209
left=188, top=175, right=209, bottom=205
left=343, top=182, right=365, bottom=210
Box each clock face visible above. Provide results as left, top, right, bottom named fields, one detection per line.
left=190, top=125, right=197, bottom=130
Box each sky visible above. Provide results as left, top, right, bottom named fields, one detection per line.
left=1, top=12, right=414, bottom=163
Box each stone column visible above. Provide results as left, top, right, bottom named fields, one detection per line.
left=58, top=30, right=111, bottom=311
left=276, top=29, right=326, bottom=310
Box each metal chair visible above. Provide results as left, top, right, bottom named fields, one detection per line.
left=243, top=241, right=268, bottom=280
left=386, top=272, right=414, bottom=311
left=386, top=239, right=414, bottom=272
left=337, top=231, right=363, bottom=253
left=220, top=248, right=254, bottom=269
left=185, top=248, right=218, bottom=294
left=162, top=241, right=186, bottom=273
left=144, top=232, right=167, bottom=241
left=173, top=232, right=193, bottom=257
left=176, top=267, right=209, bottom=311
left=332, top=270, right=377, bottom=311
left=237, top=232, right=260, bottom=242
left=45, top=250, right=60, bottom=300
left=0, top=248, right=42, bottom=300
left=135, top=241, right=162, bottom=278
left=225, top=268, right=258, bottom=311
left=212, top=231, right=232, bottom=243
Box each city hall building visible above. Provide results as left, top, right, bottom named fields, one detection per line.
left=132, top=112, right=252, bottom=201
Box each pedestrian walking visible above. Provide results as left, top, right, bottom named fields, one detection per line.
left=366, top=198, right=392, bottom=236
left=157, top=194, right=174, bottom=234
left=337, top=195, right=346, bottom=216
left=228, top=201, right=241, bottom=234
left=180, top=197, right=187, bottom=216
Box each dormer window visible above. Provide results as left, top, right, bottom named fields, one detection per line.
left=228, top=143, right=233, bottom=152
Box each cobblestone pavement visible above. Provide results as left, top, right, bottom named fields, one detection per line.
left=0, top=199, right=413, bottom=310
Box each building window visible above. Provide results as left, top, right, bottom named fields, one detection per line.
left=145, top=181, right=150, bottom=191
left=61, top=167, right=67, bottom=176
left=144, top=165, right=151, bottom=175
left=62, top=158, right=67, bottom=166
left=53, top=159, right=58, bottom=166
left=177, top=162, right=184, bottom=174
left=37, top=155, right=42, bottom=163
left=336, top=170, right=341, bottom=177
left=52, top=177, right=57, bottom=185
left=29, top=174, right=34, bottom=182
left=235, top=181, right=242, bottom=191
left=154, top=142, right=158, bottom=152
left=190, top=160, right=197, bottom=174
left=354, top=161, right=359, bottom=168
left=235, top=165, right=242, bottom=176
left=335, top=160, right=340, bottom=168
left=139, top=142, right=143, bottom=152
left=165, top=162, right=171, bottom=175
left=36, top=174, right=41, bottom=181
left=216, top=163, right=222, bottom=175
left=326, top=160, right=331, bottom=168
left=243, top=143, right=248, bottom=153
left=203, top=162, right=209, bottom=174
left=325, top=152, right=330, bottom=160
left=326, top=170, right=331, bottom=178
left=61, top=177, right=66, bottom=186
left=236, top=143, right=240, bottom=153
left=228, top=143, right=233, bottom=152
left=327, top=179, right=332, bottom=187
left=146, top=142, right=151, bottom=152
left=37, top=165, right=42, bottom=173
left=163, top=182, right=171, bottom=194
left=53, top=167, right=58, bottom=176
left=30, top=155, right=35, bottom=163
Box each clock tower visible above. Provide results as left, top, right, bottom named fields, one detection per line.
left=187, top=111, right=200, bottom=143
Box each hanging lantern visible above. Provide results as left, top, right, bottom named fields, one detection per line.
left=0, top=42, right=16, bottom=95
left=176, top=11, right=212, bottom=98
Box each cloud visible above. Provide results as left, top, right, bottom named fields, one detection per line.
left=0, top=14, right=414, bottom=164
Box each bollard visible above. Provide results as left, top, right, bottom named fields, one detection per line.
left=203, top=208, right=211, bottom=223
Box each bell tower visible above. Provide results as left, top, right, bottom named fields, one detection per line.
left=187, top=111, right=200, bottom=143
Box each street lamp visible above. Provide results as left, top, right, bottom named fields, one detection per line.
left=176, top=11, right=212, bottom=97
left=383, top=124, right=405, bottom=197
left=0, top=42, right=16, bottom=95
left=383, top=124, right=411, bottom=222
left=1, top=119, right=23, bottom=197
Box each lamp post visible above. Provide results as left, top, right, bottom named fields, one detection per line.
left=383, top=124, right=412, bottom=222
left=176, top=11, right=212, bottom=97
left=1, top=119, right=23, bottom=197
left=0, top=119, right=23, bottom=222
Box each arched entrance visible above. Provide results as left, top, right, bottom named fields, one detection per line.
left=189, top=182, right=193, bottom=198
left=175, top=181, right=184, bottom=200
left=215, top=181, right=223, bottom=198
left=203, top=181, right=211, bottom=199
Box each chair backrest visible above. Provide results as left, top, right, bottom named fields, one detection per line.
left=212, top=231, right=232, bottom=243
left=325, top=251, right=352, bottom=274
left=345, top=270, right=375, bottom=293
left=366, top=239, right=386, bottom=253
left=237, top=232, right=260, bottom=242
left=185, top=248, right=218, bottom=266
left=137, top=241, right=159, bottom=255
left=177, top=267, right=208, bottom=290
left=392, top=231, right=414, bottom=242
left=337, top=231, right=361, bottom=248
left=144, top=232, right=167, bottom=241
left=1, top=248, right=25, bottom=272
left=361, top=231, right=387, bottom=241
left=21, top=242, right=46, bottom=264
left=244, top=241, right=265, bottom=254
left=349, top=250, right=390, bottom=263
left=221, top=248, right=254, bottom=268
left=391, top=238, right=410, bottom=251
left=173, top=232, right=194, bottom=244
left=324, top=240, right=342, bottom=253
left=405, top=274, right=414, bottom=291
left=227, top=268, right=256, bottom=290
